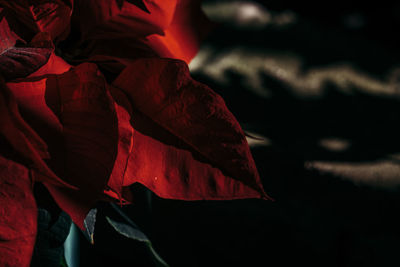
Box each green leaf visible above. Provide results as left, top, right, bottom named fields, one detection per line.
left=83, top=208, right=97, bottom=244
left=105, top=216, right=149, bottom=243
left=106, top=203, right=169, bottom=267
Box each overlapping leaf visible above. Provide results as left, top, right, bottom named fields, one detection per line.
left=8, top=63, right=120, bottom=228
left=0, top=21, right=62, bottom=81
left=0, top=0, right=73, bottom=41
left=111, top=58, right=270, bottom=200
left=0, top=8, right=23, bottom=53
left=74, top=0, right=177, bottom=41
left=1, top=78, right=74, bottom=188
left=2, top=31, right=76, bottom=188
left=146, top=0, right=215, bottom=63
left=27, top=0, right=73, bottom=41
left=0, top=45, right=52, bottom=81
left=69, top=0, right=212, bottom=74
left=0, top=3, right=271, bottom=267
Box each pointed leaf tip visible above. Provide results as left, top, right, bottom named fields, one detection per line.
left=83, top=208, right=98, bottom=244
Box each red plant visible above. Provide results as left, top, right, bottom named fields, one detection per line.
left=0, top=1, right=271, bottom=266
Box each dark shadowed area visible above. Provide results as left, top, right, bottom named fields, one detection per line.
left=78, top=1, right=400, bottom=266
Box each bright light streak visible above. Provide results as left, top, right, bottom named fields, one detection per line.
left=318, top=138, right=350, bottom=152
left=245, top=131, right=272, bottom=147
left=202, top=1, right=296, bottom=29
left=306, top=160, right=400, bottom=190
left=190, top=46, right=400, bottom=99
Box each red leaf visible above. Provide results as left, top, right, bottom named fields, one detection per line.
left=70, top=0, right=213, bottom=75
left=114, top=105, right=268, bottom=200
left=8, top=63, right=121, bottom=229
left=0, top=1, right=39, bottom=35
left=29, top=0, right=73, bottom=40
left=1, top=32, right=75, bottom=188
left=0, top=156, right=37, bottom=267
left=0, top=8, right=23, bottom=53
left=0, top=47, right=52, bottom=81
left=1, top=78, right=74, bottom=188
left=111, top=58, right=271, bottom=200
left=0, top=32, right=54, bottom=81
left=8, top=58, right=270, bottom=230
left=74, top=0, right=177, bottom=40
left=0, top=0, right=73, bottom=41
left=146, top=0, right=215, bottom=63
left=0, top=78, right=48, bottom=160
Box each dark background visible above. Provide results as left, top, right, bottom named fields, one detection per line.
left=79, top=1, right=400, bottom=266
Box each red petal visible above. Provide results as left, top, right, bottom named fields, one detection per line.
left=3, top=57, right=269, bottom=231
left=74, top=0, right=177, bottom=40
left=2, top=78, right=73, bottom=188
left=147, top=0, right=215, bottom=63
left=29, top=0, right=73, bottom=40
left=0, top=156, right=37, bottom=267
left=0, top=0, right=72, bottom=41
left=72, top=0, right=212, bottom=66
left=0, top=1, right=39, bottom=35
left=0, top=47, right=52, bottom=81
left=7, top=59, right=118, bottom=229
left=0, top=8, right=23, bottom=53
left=116, top=106, right=268, bottom=200
left=112, top=58, right=270, bottom=200
left=32, top=63, right=120, bottom=229
left=0, top=32, right=54, bottom=81
left=1, top=78, right=48, bottom=159
left=3, top=35, right=74, bottom=188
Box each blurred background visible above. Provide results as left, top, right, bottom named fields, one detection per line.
left=80, top=1, right=400, bottom=266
